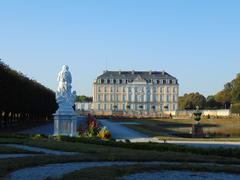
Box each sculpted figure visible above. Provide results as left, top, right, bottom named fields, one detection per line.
left=56, top=65, right=76, bottom=111
left=57, top=65, right=72, bottom=95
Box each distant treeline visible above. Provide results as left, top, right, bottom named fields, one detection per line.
left=179, top=73, right=240, bottom=113
left=76, top=95, right=93, bottom=102
left=0, top=61, right=57, bottom=128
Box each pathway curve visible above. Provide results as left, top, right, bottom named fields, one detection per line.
left=100, top=119, right=148, bottom=139
left=123, top=171, right=240, bottom=180
left=0, top=144, right=79, bottom=159
left=124, top=138, right=240, bottom=149
left=0, top=154, right=36, bottom=159
left=5, top=161, right=240, bottom=180
left=20, top=123, right=54, bottom=136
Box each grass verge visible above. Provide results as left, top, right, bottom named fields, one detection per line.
left=61, top=163, right=240, bottom=180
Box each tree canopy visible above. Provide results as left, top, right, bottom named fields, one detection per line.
left=0, top=61, right=57, bottom=116
left=76, top=95, right=93, bottom=102
left=178, top=92, right=206, bottom=110
left=179, top=73, right=240, bottom=110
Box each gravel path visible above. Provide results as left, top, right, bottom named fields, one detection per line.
left=20, top=123, right=54, bottom=135
left=100, top=119, right=148, bottom=139
left=126, top=138, right=240, bottom=149
left=5, top=161, right=240, bottom=180
left=5, top=162, right=138, bottom=180
left=123, top=171, right=240, bottom=180
left=1, top=144, right=79, bottom=156
left=0, top=154, right=36, bottom=159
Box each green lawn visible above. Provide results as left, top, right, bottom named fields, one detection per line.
left=111, top=117, right=240, bottom=140
left=1, top=135, right=240, bottom=179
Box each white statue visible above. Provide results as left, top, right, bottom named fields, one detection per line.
left=56, top=65, right=76, bottom=113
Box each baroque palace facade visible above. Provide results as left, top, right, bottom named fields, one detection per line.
left=93, top=70, right=179, bottom=116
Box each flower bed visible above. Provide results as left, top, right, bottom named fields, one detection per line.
left=78, top=114, right=111, bottom=140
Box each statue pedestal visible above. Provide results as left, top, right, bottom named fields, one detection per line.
left=53, top=110, right=77, bottom=137
left=192, top=124, right=204, bottom=138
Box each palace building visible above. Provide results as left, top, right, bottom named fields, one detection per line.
left=93, top=70, right=179, bottom=116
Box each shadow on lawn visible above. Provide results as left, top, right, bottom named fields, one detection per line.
left=130, top=120, right=220, bottom=138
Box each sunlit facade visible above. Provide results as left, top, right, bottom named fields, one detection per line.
left=93, top=71, right=179, bottom=116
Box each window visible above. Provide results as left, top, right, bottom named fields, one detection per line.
left=167, top=95, right=170, bottom=102
left=98, top=86, right=101, bottom=92
left=123, top=104, right=125, bottom=111
left=153, top=87, right=157, bottom=93
left=98, top=104, right=101, bottom=110
left=119, top=79, right=122, bottom=84
left=153, top=95, right=156, bottom=102
left=160, top=87, right=164, bottom=93
left=107, top=79, right=110, bottom=84
left=128, top=94, right=132, bottom=102
left=110, top=94, right=114, bottom=101
left=104, top=104, right=107, bottom=110
left=104, top=94, right=107, bottom=101
left=173, top=95, right=177, bottom=102
left=104, top=86, right=107, bottom=92
left=160, top=95, right=163, bottom=102
left=113, top=79, right=116, bottom=84
left=123, top=95, right=126, bottom=102
left=128, top=87, right=131, bottom=93
left=160, top=104, right=163, bottom=111
left=173, top=87, right=176, bottom=93
left=98, top=94, right=101, bottom=101
left=110, top=104, right=113, bottom=110
left=116, top=95, right=119, bottom=101
left=173, top=104, right=176, bottom=111
left=123, top=87, right=126, bottom=92
left=111, top=87, right=113, bottom=92
left=167, top=87, right=170, bottom=93
left=101, top=79, right=104, bottom=84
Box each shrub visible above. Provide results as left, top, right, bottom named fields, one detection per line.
left=231, top=103, right=240, bottom=114
left=32, top=134, right=47, bottom=140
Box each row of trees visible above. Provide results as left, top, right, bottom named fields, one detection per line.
left=0, top=61, right=58, bottom=128
left=76, top=95, right=93, bottom=102
left=178, top=73, right=240, bottom=112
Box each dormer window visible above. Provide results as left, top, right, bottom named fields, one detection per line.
left=107, top=79, right=110, bottom=84
left=119, top=79, right=122, bottom=84
left=101, top=79, right=104, bottom=84
left=113, top=79, right=116, bottom=84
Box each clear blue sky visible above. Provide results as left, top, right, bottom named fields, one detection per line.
left=1, top=0, right=240, bottom=97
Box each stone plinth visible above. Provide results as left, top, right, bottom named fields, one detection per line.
left=192, top=124, right=204, bottom=138
left=54, top=112, right=77, bottom=137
